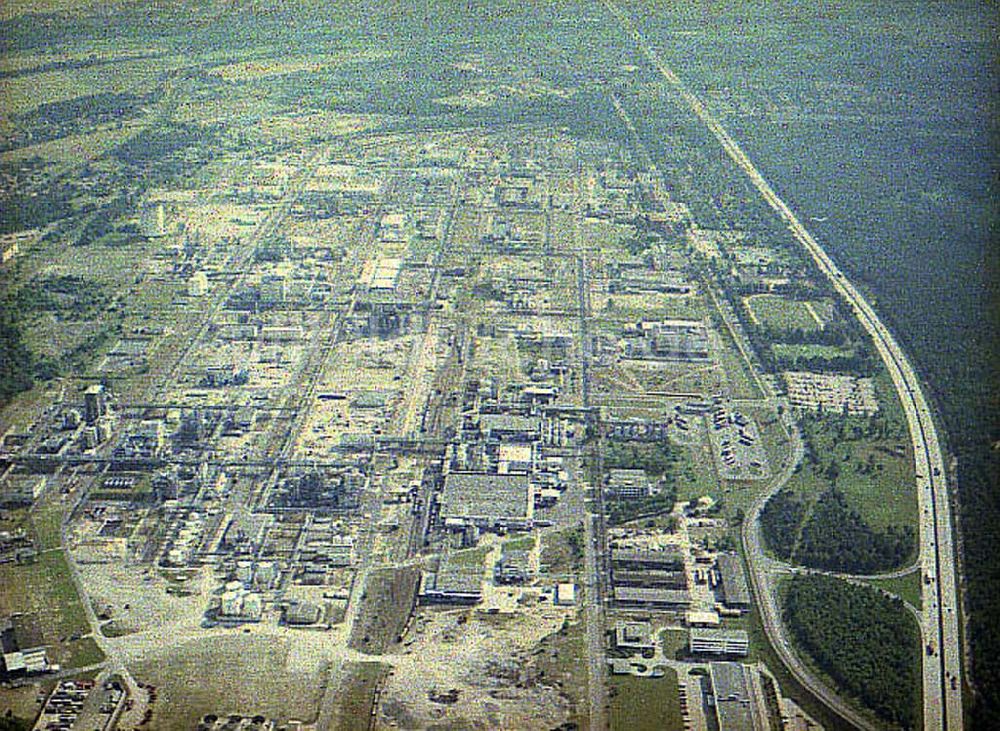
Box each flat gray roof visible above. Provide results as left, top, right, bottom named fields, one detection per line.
left=440, top=472, right=532, bottom=522
left=710, top=662, right=758, bottom=731
left=611, top=548, right=685, bottom=568
left=429, top=552, right=485, bottom=595
left=612, top=586, right=690, bottom=606
left=691, top=628, right=749, bottom=643
left=479, top=414, right=541, bottom=436
left=717, top=553, right=751, bottom=606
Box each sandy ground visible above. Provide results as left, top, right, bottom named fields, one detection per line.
left=376, top=604, right=576, bottom=730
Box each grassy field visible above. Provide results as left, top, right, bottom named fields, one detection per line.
left=539, top=525, right=583, bottom=579
left=531, top=619, right=590, bottom=730
left=868, top=570, right=923, bottom=610
left=444, top=546, right=490, bottom=568
left=334, top=661, right=389, bottom=731
left=134, top=635, right=320, bottom=730
left=745, top=294, right=823, bottom=333
left=349, top=567, right=420, bottom=654
left=659, top=629, right=688, bottom=661
left=0, top=544, right=104, bottom=669
left=715, top=323, right=764, bottom=399
left=609, top=669, right=683, bottom=731
left=503, top=534, right=536, bottom=551
left=788, top=415, right=917, bottom=534
left=32, top=502, right=64, bottom=551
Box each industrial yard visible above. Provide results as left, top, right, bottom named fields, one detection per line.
left=0, top=2, right=971, bottom=730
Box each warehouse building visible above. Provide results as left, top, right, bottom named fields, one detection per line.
left=612, top=586, right=691, bottom=609
left=611, top=548, right=685, bottom=571
left=439, top=472, right=534, bottom=531
left=479, top=413, right=543, bottom=442
left=606, top=469, right=655, bottom=499
left=421, top=553, right=484, bottom=605
left=716, top=553, right=751, bottom=611
left=709, top=662, right=764, bottom=731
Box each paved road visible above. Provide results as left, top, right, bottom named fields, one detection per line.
left=574, top=171, right=609, bottom=731
left=602, top=3, right=963, bottom=729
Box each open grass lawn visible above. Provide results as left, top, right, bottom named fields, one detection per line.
left=609, top=669, right=683, bottom=731
left=745, top=294, right=823, bottom=333
left=778, top=409, right=917, bottom=538
left=64, top=636, right=105, bottom=668
left=31, top=502, right=64, bottom=551
left=503, top=534, right=536, bottom=551
left=445, top=546, right=489, bottom=568
left=803, top=416, right=917, bottom=533
left=659, top=629, right=688, bottom=661
left=134, top=635, right=320, bottom=731
left=867, top=570, right=923, bottom=610
left=0, top=550, right=87, bottom=639
left=539, top=525, right=583, bottom=578
left=715, top=326, right=763, bottom=399
left=605, top=292, right=710, bottom=322
left=0, top=544, right=103, bottom=668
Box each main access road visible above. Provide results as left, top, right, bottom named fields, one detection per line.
left=603, top=2, right=963, bottom=729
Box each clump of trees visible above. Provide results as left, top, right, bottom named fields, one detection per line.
left=797, top=488, right=914, bottom=574
left=761, top=487, right=914, bottom=574
left=759, top=487, right=805, bottom=560
left=603, top=440, right=678, bottom=525
left=784, top=574, right=919, bottom=729
left=604, top=441, right=677, bottom=478
left=0, top=313, right=34, bottom=404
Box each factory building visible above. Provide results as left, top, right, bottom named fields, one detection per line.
left=709, top=662, right=765, bottom=731
left=716, top=553, right=751, bottom=611
left=438, top=472, right=534, bottom=531
left=84, top=384, right=107, bottom=425
left=420, top=553, right=484, bottom=605
left=689, top=628, right=750, bottom=657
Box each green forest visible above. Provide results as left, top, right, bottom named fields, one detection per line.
left=761, top=486, right=914, bottom=574
left=784, top=574, right=920, bottom=728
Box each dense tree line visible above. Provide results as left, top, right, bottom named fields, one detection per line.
left=767, top=346, right=874, bottom=376
left=784, top=574, right=919, bottom=728
left=607, top=489, right=676, bottom=526
left=759, top=487, right=805, bottom=560
left=0, top=313, right=34, bottom=405
left=604, top=440, right=677, bottom=478
left=0, top=185, right=76, bottom=235
left=761, top=487, right=915, bottom=574
left=11, top=275, right=109, bottom=318
left=603, top=440, right=678, bottom=525
left=796, top=488, right=915, bottom=574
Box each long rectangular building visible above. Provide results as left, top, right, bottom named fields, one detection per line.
left=710, top=662, right=763, bottom=731
left=611, top=548, right=685, bottom=571
left=612, top=586, right=690, bottom=609
left=690, top=628, right=749, bottom=657
left=716, top=553, right=751, bottom=610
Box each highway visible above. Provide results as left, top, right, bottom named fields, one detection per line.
left=603, top=2, right=964, bottom=729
